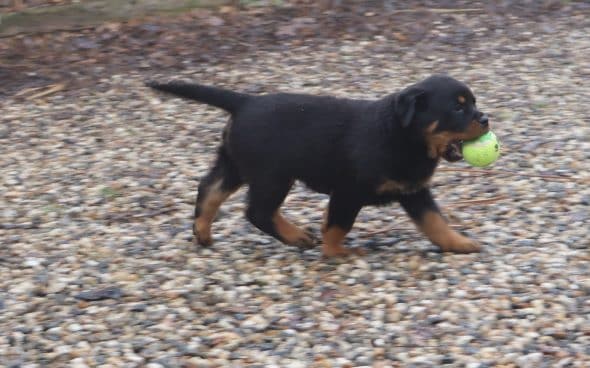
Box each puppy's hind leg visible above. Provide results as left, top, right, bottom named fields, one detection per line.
left=194, top=146, right=243, bottom=246
left=245, top=178, right=316, bottom=249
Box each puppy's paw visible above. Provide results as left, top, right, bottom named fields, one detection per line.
left=289, top=228, right=317, bottom=249
left=322, top=244, right=366, bottom=257
left=193, top=220, right=213, bottom=247
left=438, top=233, right=481, bottom=253
left=194, top=232, right=213, bottom=247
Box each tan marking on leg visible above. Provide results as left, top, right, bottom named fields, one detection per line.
left=321, top=207, right=329, bottom=233
left=376, top=180, right=406, bottom=194
left=376, top=179, right=431, bottom=195
left=322, top=226, right=364, bottom=257
left=194, top=181, right=234, bottom=246
left=272, top=211, right=314, bottom=248
left=417, top=211, right=481, bottom=253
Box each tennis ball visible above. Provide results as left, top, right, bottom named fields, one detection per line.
left=462, top=131, right=500, bottom=167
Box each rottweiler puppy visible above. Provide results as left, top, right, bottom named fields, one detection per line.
left=147, top=75, right=490, bottom=256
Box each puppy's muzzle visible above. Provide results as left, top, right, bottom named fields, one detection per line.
left=479, top=114, right=489, bottom=127
left=442, top=115, right=491, bottom=162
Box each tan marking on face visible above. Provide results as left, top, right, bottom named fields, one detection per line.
left=424, top=120, right=488, bottom=159
left=458, top=95, right=466, bottom=104
left=426, top=120, right=439, bottom=133
left=194, top=180, right=235, bottom=245
left=416, top=210, right=481, bottom=253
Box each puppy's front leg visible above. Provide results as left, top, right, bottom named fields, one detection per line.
left=322, top=193, right=364, bottom=257
left=399, top=188, right=481, bottom=253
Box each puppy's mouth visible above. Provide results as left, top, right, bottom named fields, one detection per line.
left=425, top=120, right=489, bottom=162
left=442, top=140, right=463, bottom=162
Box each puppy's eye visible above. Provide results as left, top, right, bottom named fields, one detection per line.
left=454, top=103, right=464, bottom=112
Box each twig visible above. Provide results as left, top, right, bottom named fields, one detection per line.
left=437, top=167, right=585, bottom=182
left=131, top=206, right=178, bottom=218
left=0, top=222, right=39, bottom=230
left=13, top=85, right=45, bottom=97
left=362, top=223, right=464, bottom=237
left=391, top=7, right=483, bottom=14
left=108, top=206, right=178, bottom=221
left=0, top=25, right=98, bottom=39
left=0, top=63, right=30, bottom=69
left=445, top=195, right=507, bottom=208
left=27, top=83, right=65, bottom=100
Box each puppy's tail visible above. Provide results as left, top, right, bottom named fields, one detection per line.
left=146, top=81, right=250, bottom=114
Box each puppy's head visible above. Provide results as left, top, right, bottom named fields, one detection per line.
left=394, top=74, right=490, bottom=162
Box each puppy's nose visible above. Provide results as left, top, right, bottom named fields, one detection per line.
left=479, top=114, right=489, bottom=127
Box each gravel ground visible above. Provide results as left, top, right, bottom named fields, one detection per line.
left=1, top=2, right=590, bottom=367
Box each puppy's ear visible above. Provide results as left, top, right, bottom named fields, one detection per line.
left=394, top=87, right=427, bottom=127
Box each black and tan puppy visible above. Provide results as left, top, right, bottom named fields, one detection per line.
left=148, top=75, right=490, bottom=256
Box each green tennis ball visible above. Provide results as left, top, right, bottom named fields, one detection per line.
left=462, top=131, right=501, bottom=167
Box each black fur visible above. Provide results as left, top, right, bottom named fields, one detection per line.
left=146, top=81, right=249, bottom=114
left=148, top=74, right=489, bottom=253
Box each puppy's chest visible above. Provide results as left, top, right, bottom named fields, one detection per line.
left=375, top=177, right=431, bottom=196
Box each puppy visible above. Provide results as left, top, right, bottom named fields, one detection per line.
left=147, top=75, right=490, bottom=256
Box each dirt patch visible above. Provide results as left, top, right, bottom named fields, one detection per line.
left=0, top=0, right=233, bottom=36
